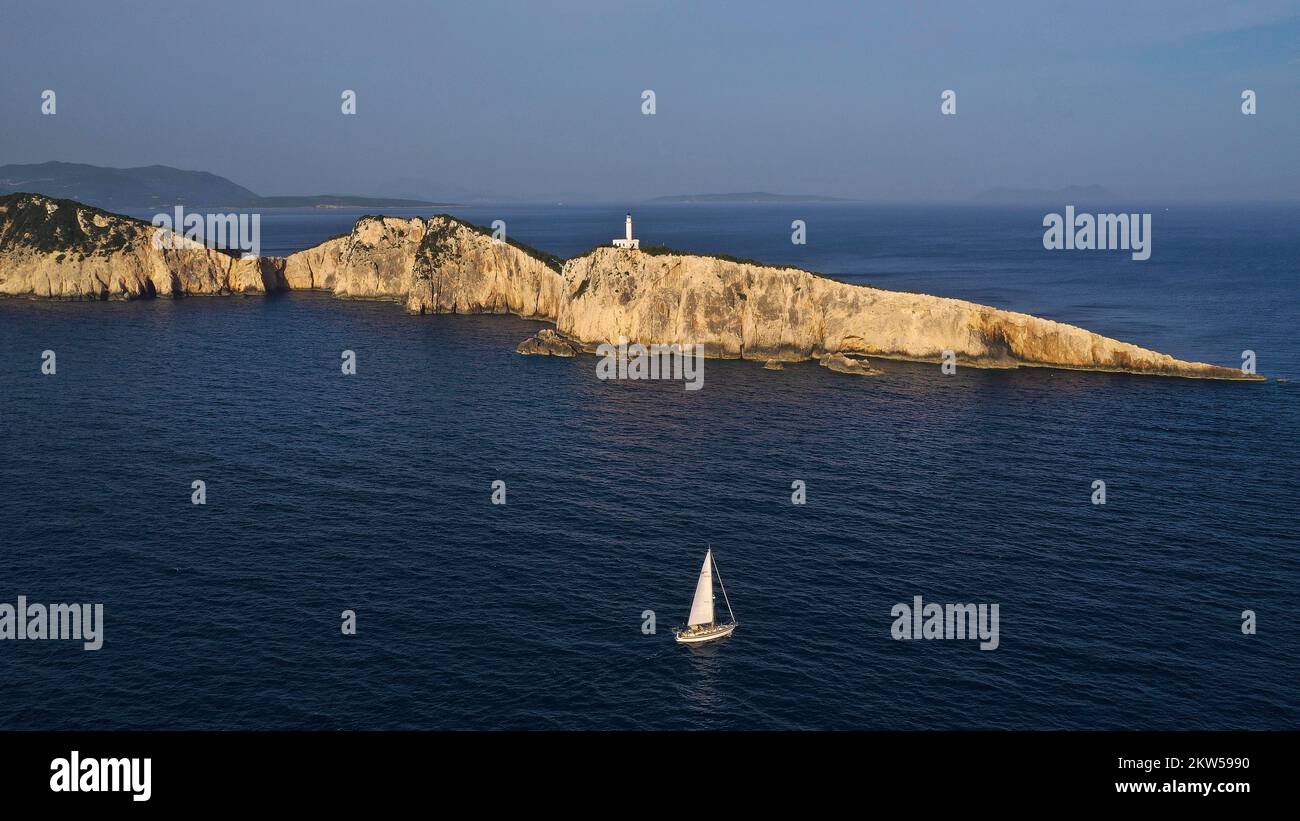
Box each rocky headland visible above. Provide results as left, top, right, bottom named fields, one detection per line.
left=0, top=192, right=1261, bottom=381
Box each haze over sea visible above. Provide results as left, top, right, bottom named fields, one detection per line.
left=2, top=203, right=1296, bottom=729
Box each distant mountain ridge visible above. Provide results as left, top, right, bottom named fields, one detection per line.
left=647, top=192, right=849, bottom=204
left=975, top=185, right=1118, bottom=203
left=0, top=162, right=442, bottom=210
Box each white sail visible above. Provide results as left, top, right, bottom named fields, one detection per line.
left=686, top=549, right=715, bottom=626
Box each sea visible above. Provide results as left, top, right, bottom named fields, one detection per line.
left=1, top=202, right=1296, bottom=729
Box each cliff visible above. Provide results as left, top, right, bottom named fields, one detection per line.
left=279, top=214, right=564, bottom=319
left=555, top=248, right=1254, bottom=379
left=0, top=193, right=1259, bottom=380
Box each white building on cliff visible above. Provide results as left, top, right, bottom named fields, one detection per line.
left=612, top=213, right=639, bottom=249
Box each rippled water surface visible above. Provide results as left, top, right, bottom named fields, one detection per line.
left=2, top=204, right=1296, bottom=728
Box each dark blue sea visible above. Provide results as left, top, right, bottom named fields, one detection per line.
left=2, top=203, right=1297, bottom=729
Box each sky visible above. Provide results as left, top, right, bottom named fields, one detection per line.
left=1, top=0, right=1297, bottom=201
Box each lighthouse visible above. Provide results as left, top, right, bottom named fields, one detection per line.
left=612, top=213, right=639, bottom=250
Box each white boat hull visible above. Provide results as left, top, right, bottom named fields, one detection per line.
left=674, top=623, right=737, bottom=644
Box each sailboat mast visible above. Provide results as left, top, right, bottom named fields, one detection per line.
left=712, top=551, right=736, bottom=624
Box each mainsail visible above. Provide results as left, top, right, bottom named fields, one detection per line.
left=686, top=549, right=715, bottom=626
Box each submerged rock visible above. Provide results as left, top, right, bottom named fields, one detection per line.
left=516, top=328, right=583, bottom=357
left=762, top=359, right=784, bottom=371
left=819, top=352, right=880, bottom=376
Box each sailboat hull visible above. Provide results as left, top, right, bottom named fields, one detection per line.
left=674, top=623, right=737, bottom=644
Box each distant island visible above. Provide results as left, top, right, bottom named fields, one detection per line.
left=0, top=162, right=445, bottom=211
left=0, top=192, right=1259, bottom=381
left=974, top=185, right=1118, bottom=203
left=647, top=192, right=850, bottom=204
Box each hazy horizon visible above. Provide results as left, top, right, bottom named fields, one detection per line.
left=2, top=1, right=1298, bottom=202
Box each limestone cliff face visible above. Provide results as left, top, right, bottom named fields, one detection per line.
left=281, top=234, right=348, bottom=291
left=303, top=216, right=425, bottom=300
left=555, top=248, right=1255, bottom=379
left=0, top=194, right=1258, bottom=379
left=0, top=193, right=283, bottom=298
left=403, top=216, right=565, bottom=318
left=277, top=215, right=565, bottom=318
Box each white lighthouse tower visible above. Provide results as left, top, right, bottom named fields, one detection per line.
left=612, top=213, right=639, bottom=249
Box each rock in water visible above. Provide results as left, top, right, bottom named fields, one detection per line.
left=516, top=328, right=583, bottom=357
left=762, top=359, right=784, bottom=371
left=819, top=352, right=880, bottom=376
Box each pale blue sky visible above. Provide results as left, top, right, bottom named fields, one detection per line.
left=1, top=0, right=1297, bottom=201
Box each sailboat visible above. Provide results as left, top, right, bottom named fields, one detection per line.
left=674, top=547, right=737, bottom=644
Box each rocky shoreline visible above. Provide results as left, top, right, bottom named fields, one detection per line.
left=0, top=192, right=1262, bottom=381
